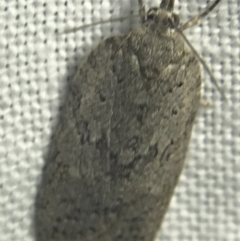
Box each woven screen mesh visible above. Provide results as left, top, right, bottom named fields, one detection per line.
left=0, top=0, right=239, bottom=240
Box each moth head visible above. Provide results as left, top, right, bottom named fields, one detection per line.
left=146, top=0, right=180, bottom=32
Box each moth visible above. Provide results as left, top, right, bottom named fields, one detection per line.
left=35, top=0, right=223, bottom=240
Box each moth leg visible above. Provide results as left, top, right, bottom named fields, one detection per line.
left=200, top=99, right=213, bottom=107
left=179, top=0, right=221, bottom=31
left=138, top=0, right=146, bottom=23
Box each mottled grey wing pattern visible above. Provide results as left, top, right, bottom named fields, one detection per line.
left=35, top=25, right=201, bottom=241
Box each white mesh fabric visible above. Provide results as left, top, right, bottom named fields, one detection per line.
left=0, top=1, right=239, bottom=240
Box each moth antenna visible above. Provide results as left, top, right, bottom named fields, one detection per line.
left=160, top=0, right=175, bottom=12
left=167, top=0, right=175, bottom=12
left=179, top=0, right=221, bottom=32
left=176, top=30, right=227, bottom=101
left=138, top=0, right=146, bottom=23
left=160, top=0, right=169, bottom=9
left=176, top=0, right=226, bottom=101
left=57, top=15, right=139, bottom=35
